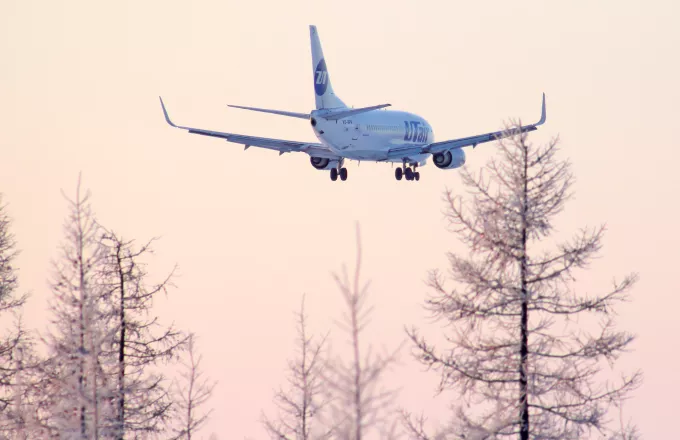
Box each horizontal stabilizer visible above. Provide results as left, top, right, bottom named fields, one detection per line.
left=322, top=104, right=391, bottom=121
left=228, top=105, right=311, bottom=120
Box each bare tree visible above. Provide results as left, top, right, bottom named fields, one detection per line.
left=0, top=182, right=192, bottom=439
left=97, top=230, right=187, bottom=439
left=44, top=179, right=116, bottom=438
left=262, top=295, right=329, bottom=440
left=323, top=227, right=401, bottom=440
left=0, top=326, right=64, bottom=440
left=0, top=196, right=27, bottom=318
left=0, top=321, right=38, bottom=439
left=170, top=333, right=216, bottom=440
left=406, top=126, right=641, bottom=439
left=0, top=195, right=30, bottom=433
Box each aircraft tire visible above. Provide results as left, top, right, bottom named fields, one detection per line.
left=405, top=168, right=414, bottom=180
left=395, top=167, right=403, bottom=181
left=330, top=168, right=338, bottom=181
left=340, top=167, right=348, bottom=181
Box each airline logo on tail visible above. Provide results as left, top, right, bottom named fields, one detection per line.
left=314, top=59, right=329, bottom=95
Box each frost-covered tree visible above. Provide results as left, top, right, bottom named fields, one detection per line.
left=323, top=229, right=401, bottom=440
left=98, top=231, right=186, bottom=439
left=44, top=180, right=116, bottom=438
left=0, top=195, right=30, bottom=433
left=406, top=126, right=641, bottom=439
left=1, top=329, right=58, bottom=439
left=169, top=333, right=216, bottom=440
left=262, top=295, right=329, bottom=440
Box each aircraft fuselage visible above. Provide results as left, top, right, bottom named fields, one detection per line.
left=311, top=109, right=433, bottom=163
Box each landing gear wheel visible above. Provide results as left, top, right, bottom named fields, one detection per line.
left=330, top=168, right=338, bottom=181
left=339, top=167, right=348, bottom=181
left=405, top=168, right=414, bottom=181
left=395, top=167, right=403, bottom=181
left=414, top=172, right=420, bottom=181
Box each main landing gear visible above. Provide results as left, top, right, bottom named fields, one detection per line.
left=395, top=164, right=420, bottom=182
left=330, top=166, right=348, bottom=182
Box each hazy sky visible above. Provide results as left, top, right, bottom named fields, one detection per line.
left=2, top=0, right=679, bottom=438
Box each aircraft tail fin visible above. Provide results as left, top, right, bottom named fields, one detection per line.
left=310, top=25, right=346, bottom=110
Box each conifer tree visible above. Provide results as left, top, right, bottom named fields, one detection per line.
left=44, top=180, right=115, bottom=438
left=98, top=230, right=186, bottom=439
left=0, top=195, right=30, bottom=437
left=169, top=333, right=216, bottom=440
left=263, top=296, right=329, bottom=440
left=406, top=127, right=641, bottom=439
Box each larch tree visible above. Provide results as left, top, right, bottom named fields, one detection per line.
left=169, top=333, right=216, bottom=440
left=44, top=180, right=116, bottom=439
left=97, top=230, right=187, bottom=439
left=406, top=125, right=641, bottom=439
left=2, top=329, right=57, bottom=439
left=323, top=228, right=401, bottom=440
left=0, top=195, right=30, bottom=436
left=262, top=295, right=330, bottom=440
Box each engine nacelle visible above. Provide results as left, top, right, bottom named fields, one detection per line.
left=310, top=157, right=339, bottom=171
left=432, top=149, right=466, bottom=169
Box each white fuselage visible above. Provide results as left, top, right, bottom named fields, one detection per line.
left=311, top=109, right=434, bottom=164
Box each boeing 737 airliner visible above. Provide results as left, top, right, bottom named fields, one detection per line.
left=160, top=25, right=546, bottom=182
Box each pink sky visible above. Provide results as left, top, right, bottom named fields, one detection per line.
left=1, top=0, right=679, bottom=438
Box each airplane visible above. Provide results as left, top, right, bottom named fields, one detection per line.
left=159, top=25, right=546, bottom=182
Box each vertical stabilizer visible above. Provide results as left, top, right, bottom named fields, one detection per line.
left=310, top=25, right=346, bottom=110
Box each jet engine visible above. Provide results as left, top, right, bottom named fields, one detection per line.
left=310, top=157, right=339, bottom=170
left=432, top=149, right=466, bottom=169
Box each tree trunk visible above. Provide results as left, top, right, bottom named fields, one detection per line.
left=519, top=142, right=530, bottom=440
left=520, top=289, right=529, bottom=440
left=79, top=241, right=87, bottom=440
left=116, top=243, right=126, bottom=440
left=301, top=324, right=308, bottom=440
left=352, top=297, right=362, bottom=440
left=187, top=359, right=194, bottom=440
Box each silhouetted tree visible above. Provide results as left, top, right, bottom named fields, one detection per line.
left=406, top=125, right=641, bottom=439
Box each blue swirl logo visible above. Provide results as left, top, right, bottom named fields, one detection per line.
left=314, top=59, right=329, bottom=96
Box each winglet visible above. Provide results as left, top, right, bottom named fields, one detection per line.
left=159, top=96, right=178, bottom=128
left=535, top=93, right=546, bottom=126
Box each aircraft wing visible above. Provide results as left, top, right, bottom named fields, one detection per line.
left=387, top=93, right=546, bottom=160
left=160, top=98, right=340, bottom=159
